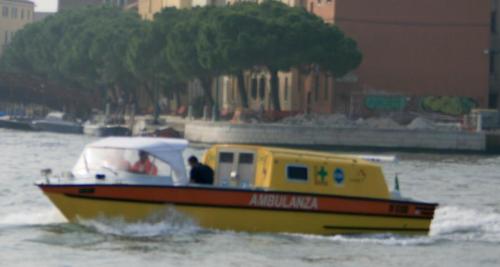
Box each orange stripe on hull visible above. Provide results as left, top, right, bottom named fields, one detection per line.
left=39, top=184, right=437, bottom=220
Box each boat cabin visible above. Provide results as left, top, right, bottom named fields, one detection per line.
left=203, top=145, right=391, bottom=199
left=68, top=138, right=391, bottom=200
left=71, top=137, right=189, bottom=185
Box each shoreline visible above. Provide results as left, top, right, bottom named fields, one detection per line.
left=184, top=121, right=491, bottom=154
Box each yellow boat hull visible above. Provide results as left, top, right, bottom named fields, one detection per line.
left=44, top=192, right=433, bottom=235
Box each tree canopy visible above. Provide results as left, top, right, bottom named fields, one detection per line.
left=0, top=1, right=362, bottom=113
left=1, top=7, right=143, bottom=104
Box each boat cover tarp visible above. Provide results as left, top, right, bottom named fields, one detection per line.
left=88, top=137, right=189, bottom=185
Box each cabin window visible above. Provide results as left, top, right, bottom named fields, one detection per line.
left=219, top=152, right=234, bottom=163
left=286, top=165, right=308, bottom=182
left=239, top=153, right=254, bottom=164
left=72, top=148, right=174, bottom=178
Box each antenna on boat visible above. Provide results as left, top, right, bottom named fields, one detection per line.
left=391, top=172, right=402, bottom=199
left=41, top=168, right=52, bottom=184
left=394, top=173, right=400, bottom=192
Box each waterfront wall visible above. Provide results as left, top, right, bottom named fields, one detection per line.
left=185, top=122, right=486, bottom=152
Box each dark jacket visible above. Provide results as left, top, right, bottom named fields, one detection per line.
left=190, top=163, right=214, bottom=184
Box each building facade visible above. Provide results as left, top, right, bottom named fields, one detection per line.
left=0, top=0, right=34, bottom=55
left=138, top=0, right=227, bottom=19
left=136, top=0, right=493, bottom=117
left=308, top=0, right=491, bottom=116
left=138, top=0, right=170, bottom=20
left=224, top=0, right=492, bottom=116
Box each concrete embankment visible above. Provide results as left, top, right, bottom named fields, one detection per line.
left=184, top=122, right=486, bottom=152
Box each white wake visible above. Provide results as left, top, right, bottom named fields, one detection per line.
left=77, top=208, right=201, bottom=237
left=290, top=206, right=500, bottom=246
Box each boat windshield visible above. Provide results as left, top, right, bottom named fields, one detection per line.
left=73, top=147, right=174, bottom=177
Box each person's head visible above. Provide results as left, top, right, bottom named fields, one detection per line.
left=139, top=151, right=148, bottom=162
left=188, top=156, right=199, bottom=167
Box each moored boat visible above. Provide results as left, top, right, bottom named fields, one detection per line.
left=0, top=116, right=36, bottom=131
left=36, top=137, right=437, bottom=235
left=32, top=112, right=83, bottom=134
left=83, top=122, right=131, bottom=137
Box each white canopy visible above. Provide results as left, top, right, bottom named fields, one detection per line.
left=88, top=137, right=189, bottom=185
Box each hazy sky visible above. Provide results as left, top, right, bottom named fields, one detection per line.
left=32, top=0, right=58, bottom=12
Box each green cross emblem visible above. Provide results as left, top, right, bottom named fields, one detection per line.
left=317, top=166, right=328, bottom=183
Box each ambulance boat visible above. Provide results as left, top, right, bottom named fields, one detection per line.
left=37, top=137, right=438, bottom=235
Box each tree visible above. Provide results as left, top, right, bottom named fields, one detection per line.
left=127, top=8, right=185, bottom=122
left=164, top=7, right=217, bottom=106
left=244, top=1, right=362, bottom=111
left=197, top=4, right=274, bottom=108
left=1, top=3, right=363, bottom=116
left=315, top=25, right=363, bottom=77
left=57, top=8, right=143, bottom=99
left=1, top=7, right=145, bottom=103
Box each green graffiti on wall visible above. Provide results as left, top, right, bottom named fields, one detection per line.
left=365, top=96, right=407, bottom=111
left=420, top=96, right=477, bottom=116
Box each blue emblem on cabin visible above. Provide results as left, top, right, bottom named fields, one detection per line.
left=333, top=168, right=344, bottom=185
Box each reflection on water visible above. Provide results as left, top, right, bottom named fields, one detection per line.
left=0, top=129, right=499, bottom=266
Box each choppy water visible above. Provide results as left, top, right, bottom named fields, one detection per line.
left=0, top=129, right=499, bottom=267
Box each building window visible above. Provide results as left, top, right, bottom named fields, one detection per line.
left=287, top=165, right=308, bottom=182
left=4, top=31, right=8, bottom=43
left=239, top=153, right=254, bottom=164
left=259, top=77, right=266, bottom=100
left=2, top=7, right=8, bottom=17
left=251, top=78, right=257, bottom=100
left=21, top=9, right=24, bottom=19
left=12, top=7, right=18, bottom=19
left=219, top=152, right=234, bottom=163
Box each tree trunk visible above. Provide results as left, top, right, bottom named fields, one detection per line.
left=153, top=82, right=160, bottom=125
left=174, top=90, right=181, bottom=111
left=269, top=68, right=281, bottom=112
left=236, top=71, right=249, bottom=108
left=144, top=83, right=155, bottom=105
left=144, top=82, right=160, bottom=124
left=200, top=76, right=214, bottom=107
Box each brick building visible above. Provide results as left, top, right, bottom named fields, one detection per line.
left=490, top=0, right=500, bottom=109
left=132, top=0, right=493, bottom=117
left=307, top=0, right=491, bottom=116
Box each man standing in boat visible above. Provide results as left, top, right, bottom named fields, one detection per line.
left=130, top=151, right=158, bottom=176
left=188, top=156, right=214, bottom=185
